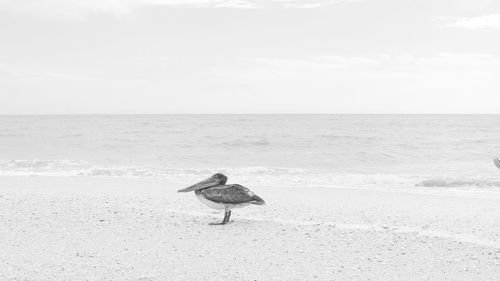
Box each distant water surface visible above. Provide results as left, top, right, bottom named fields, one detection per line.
left=1, top=115, right=499, bottom=191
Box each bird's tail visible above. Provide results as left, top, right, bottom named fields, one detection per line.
left=251, top=195, right=266, bottom=206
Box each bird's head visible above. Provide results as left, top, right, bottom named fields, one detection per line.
left=177, top=173, right=228, bottom=193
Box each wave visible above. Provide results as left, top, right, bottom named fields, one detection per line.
left=417, top=179, right=500, bottom=188
left=219, top=138, right=271, bottom=147
left=2, top=160, right=500, bottom=192
left=0, top=159, right=90, bottom=170
left=318, top=134, right=375, bottom=141
left=0, top=133, right=25, bottom=137
left=60, top=134, right=85, bottom=138
left=0, top=160, right=306, bottom=182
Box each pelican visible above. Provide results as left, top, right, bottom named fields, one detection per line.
left=178, top=173, right=265, bottom=225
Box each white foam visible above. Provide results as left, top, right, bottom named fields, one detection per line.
left=2, top=160, right=500, bottom=198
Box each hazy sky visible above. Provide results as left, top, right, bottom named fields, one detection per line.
left=1, top=0, right=499, bottom=114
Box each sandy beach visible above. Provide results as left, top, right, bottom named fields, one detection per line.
left=3, top=0, right=500, bottom=277
left=1, top=176, right=499, bottom=281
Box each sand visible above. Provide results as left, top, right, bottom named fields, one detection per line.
left=1, top=176, right=499, bottom=281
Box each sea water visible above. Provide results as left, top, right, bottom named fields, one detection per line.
left=1, top=115, right=499, bottom=192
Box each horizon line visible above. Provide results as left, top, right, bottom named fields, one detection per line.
left=1, top=113, right=499, bottom=116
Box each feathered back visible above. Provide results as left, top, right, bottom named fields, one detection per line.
left=200, top=184, right=265, bottom=205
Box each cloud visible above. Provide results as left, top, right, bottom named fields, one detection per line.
left=244, top=55, right=378, bottom=74
left=0, top=62, right=90, bottom=81
left=416, top=53, right=500, bottom=70
left=241, top=53, right=500, bottom=74
left=203, top=52, right=500, bottom=114
left=454, top=0, right=495, bottom=13
left=0, top=0, right=356, bottom=19
left=445, top=14, right=500, bottom=29
left=209, top=52, right=500, bottom=86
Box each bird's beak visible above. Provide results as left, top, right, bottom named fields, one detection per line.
left=178, top=175, right=222, bottom=193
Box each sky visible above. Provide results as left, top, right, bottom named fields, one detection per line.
left=0, top=0, right=499, bottom=114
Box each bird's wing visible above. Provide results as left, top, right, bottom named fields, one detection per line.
left=495, top=158, right=500, bottom=170
left=200, top=184, right=263, bottom=204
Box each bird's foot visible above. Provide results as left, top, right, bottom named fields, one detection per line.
left=209, top=221, right=227, bottom=226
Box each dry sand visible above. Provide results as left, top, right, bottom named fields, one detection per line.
left=1, top=176, right=499, bottom=280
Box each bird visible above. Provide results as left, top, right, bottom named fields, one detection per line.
left=494, top=158, right=500, bottom=170
left=178, top=173, right=265, bottom=225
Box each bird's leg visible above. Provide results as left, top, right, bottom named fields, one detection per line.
left=222, top=210, right=229, bottom=224
left=225, top=210, right=232, bottom=223
left=209, top=210, right=229, bottom=225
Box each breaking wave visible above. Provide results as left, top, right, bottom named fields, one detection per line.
left=0, top=160, right=90, bottom=172
left=1, top=160, right=500, bottom=192
left=0, top=160, right=307, bottom=184
left=417, top=178, right=500, bottom=188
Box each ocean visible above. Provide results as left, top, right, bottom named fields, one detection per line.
left=1, top=115, right=499, bottom=192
